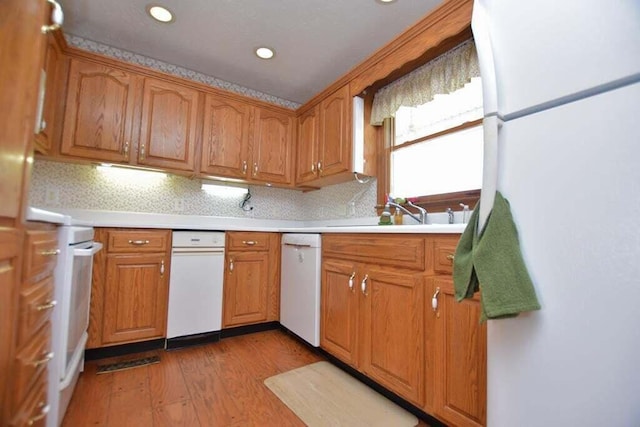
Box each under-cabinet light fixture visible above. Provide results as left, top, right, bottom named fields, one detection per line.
left=201, top=181, right=249, bottom=197
left=96, top=163, right=167, bottom=183
left=147, top=4, right=174, bottom=23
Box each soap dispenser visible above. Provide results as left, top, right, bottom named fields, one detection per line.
left=378, top=203, right=392, bottom=225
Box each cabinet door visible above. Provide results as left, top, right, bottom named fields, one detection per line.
left=223, top=251, right=269, bottom=327
left=251, top=107, right=294, bottom=184
left=61, top=58, right=138, bottom=163
left=431, top=277, right=486, bottom=427
left=137, top=78, right=199, bottom=171
left=318, top=84, right=351, bottom=177
left=102, top=253, right=168, bottom=344
left=200, top=95, right=251, bottom=178
left=360, top=267, right=424, bottom=406
left=34, top=33, right=61, bottom=155
left=295, top=105, right=319, bottom=184
left=320, top=259, right=359, bottom=367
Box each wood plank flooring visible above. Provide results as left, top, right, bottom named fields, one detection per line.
left=63, top=330, right=430, bottom=426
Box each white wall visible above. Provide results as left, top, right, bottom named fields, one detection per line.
left=488, top=83, right=640, bottom=426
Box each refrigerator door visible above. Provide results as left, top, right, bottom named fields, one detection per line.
left=473, top=0, right=640, bottom=118
left=489, top=82, right=640, bottom=426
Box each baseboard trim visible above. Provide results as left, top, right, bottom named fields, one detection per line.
left=84, top=338, right=165, bottom=361
left=220, top=321, right=281, bottom=339
left=165, top=331, right=221, bottom=350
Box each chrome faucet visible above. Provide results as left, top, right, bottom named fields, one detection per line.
left=446, top=207, right=454, bottom=224
left=387, top=200, right=428, bottom=224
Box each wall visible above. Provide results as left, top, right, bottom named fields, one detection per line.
left=29, top=159, right=377, bottom=221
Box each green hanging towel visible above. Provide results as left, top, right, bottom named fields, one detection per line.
left=453, top=191, right=541, bottom=322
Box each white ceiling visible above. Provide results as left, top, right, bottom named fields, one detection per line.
left=58, top=0, right=443, bottom=105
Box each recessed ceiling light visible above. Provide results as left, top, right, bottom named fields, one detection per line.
left=376, top=0, right=397, bottom=4
left=147, top=5, right=174, bottom=23
left=255, top=47, right=275, bottom=60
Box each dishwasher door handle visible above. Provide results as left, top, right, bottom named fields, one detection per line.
left=172, top=248, right=225, bottom=255
left=283, top=243, right=312, bottom=248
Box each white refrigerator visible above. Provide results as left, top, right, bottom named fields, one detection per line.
left=472, top=1, right=640, bottom=426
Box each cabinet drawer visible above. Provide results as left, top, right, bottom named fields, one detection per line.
left=227, top=232, right=271, bottom=251
left=24, top=229, right=59, bottom=282
left=12, top=323, right=51, bottom=413
left=323, top=234, right=426, bottom=270
left=9, top=369, right=48, bottom=427
left=17, top=275, right=55, bottom=349
left=107, top=230, right=170, bottom=253
left=433, top=236, right=459, bottom=275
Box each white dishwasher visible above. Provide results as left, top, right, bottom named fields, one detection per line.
left=166, top=231, right=225, bottom=349
left=280, top=234, right=321, bottom=346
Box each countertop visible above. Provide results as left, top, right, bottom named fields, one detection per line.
left=29, top=207, right=468, bottom=234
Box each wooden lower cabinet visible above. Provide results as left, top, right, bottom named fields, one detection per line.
left=222, top=232, right=280, bottom=328
left=102, top=253, right=169, bottom=344
left=429, top=277, right=487, bottom=427
left=223, top=251, right=270, bottom=326
left=321, top=233, right=486, bottom=426
left=361, top=268, right=424, bottom=405
left=88, top=228, right=171, bottom=348
left=320, top=259, right=359, bottom=366
left=321, top=234, right=426, bottom=408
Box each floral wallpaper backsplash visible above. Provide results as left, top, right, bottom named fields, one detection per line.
left=65, top=35, right=301, bottom=110
left=29, top=160, right=378, bottom=221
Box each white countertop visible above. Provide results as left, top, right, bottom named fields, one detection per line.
left=31, top=208, right=467, bottom=234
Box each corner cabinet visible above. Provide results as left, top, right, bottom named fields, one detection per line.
left=321, top=233, right=487, bottom=426
left=223, top=232, right=280, bottom=328
left=87, top=228, right=171, bottom=348
left=200, top=98, right=294, bottom=185
left=296, top=85, right=351, bottom=185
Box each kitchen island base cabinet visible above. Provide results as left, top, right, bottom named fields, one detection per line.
left=88, top=229, right=171, bottom=348
left=222, top=232, right=280, bottom=329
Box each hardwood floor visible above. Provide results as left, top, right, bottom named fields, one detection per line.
left=63, top=330, right=430, bottom=426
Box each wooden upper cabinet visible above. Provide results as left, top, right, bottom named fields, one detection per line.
left=295, top=104, right=320, bottom=184
left=251, top=107, right=293, bottom=184
left=318, top=84, right=351, bottom=177
left=200, top=95, right=251, bottom=178
left=34, top=33, right=62, bottom=155
left=137, top=78, right=200, bottom=171
left=61, top=58, right=139, bottom=163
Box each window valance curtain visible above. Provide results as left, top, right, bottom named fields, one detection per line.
left=370, top=39, right=480, bottom=125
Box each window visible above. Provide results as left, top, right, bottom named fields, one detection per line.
left=371, top=39, right=483, bottom=212
left=390, top=77, right=483, bottom=199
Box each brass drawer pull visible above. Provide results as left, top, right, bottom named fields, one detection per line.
left=348, top=272, right=356, bottom=292
left=128, top=240, right=150, bottom=245
left=40, top=248, right=60, bottom=256
left=242, top=240, right=257, bottom=246
left=361, top=274, right=369, bottom=296
left=32, top=351, right=54, bottom=367
left=36, top=300, right=57, bottom=311
left=446, top=254, right=455, bottom=261
left=27, top=403, right=50, bottom=425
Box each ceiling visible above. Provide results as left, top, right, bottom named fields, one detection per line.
left=58, top=0, right=443, bottom=105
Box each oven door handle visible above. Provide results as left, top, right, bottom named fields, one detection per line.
left=73, top=242, right=103, bottom=256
